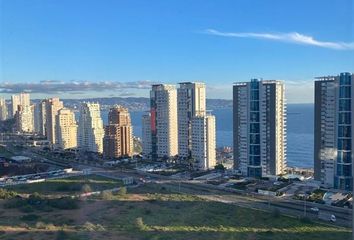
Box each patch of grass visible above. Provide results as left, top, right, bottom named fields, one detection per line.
left=6, top=174, right=122, bottom=196
left=4, top=194, right=80, bottom=211
left=146, top=193, right=202, bottom=202
left=103, top=184, right=350, bottom=240
left=0, top=183, right=350, bottom=240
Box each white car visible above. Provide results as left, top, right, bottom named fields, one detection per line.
left=310, top=207, right=319, bottom=212
left=330, top=215, right=336, bottom=222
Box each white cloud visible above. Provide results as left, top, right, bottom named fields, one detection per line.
left=0, top=80, right=157, bottom=94
left=204, top=29, right=354, bottom=50
left=284, top=80, right=314, bottom=103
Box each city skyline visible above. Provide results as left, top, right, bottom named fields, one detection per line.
left=1, top=0, right=354, bottom=103
left=0, top=1, right=353, bottom=238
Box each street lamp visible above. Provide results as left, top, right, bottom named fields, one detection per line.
left=303, top=193, right=308, bottom=217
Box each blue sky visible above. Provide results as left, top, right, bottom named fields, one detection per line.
left=1, top=0, right=353, bottom=102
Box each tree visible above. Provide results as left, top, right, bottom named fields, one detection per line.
left=118, top=186, right=127, bottom=196
left=101, top=191, right=114, bottom=200
left=81, top=184, right=92, bottom=193
left=172, top=154, right=179, bottom=164
left=187, top=157, right=195, bottom=170
left=162, top=155, right=169, bottom=162
left=214, top=163, right=226, bottom=172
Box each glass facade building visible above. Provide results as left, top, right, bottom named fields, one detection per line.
left=233, top=79, right=287, bottom=178
left=315, top=72, right=353, bottom=191
left=335, top=72, right=352, bottom=190
left=248, top=79, right=262, bottom=177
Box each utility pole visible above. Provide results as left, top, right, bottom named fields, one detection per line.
left=304, top=194, right=307, bottom=217
left=268, top=197, right=271, bottom=209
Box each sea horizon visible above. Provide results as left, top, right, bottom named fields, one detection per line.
left=92, top=103, right=314, bottom=169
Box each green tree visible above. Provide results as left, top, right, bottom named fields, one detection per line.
left=81, top=184, right=92, bottom=193
left=101, top=191, right=114, bottom=200
left=214, top=163, right=226, bottom=171
left=118, top=186, right=127, bottom=196
left=187, top=157, right=195, bottom=170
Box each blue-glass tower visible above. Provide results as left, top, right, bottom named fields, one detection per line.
left=334, top=72, right=353, bottom=191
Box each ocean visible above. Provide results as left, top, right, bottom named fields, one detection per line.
left=99, top=104, right=314, bottom=168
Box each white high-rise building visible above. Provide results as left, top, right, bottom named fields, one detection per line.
left=233, top=79, right=287, bottom=177
left=16, top=105, right=34, bottom=132
left=10, top=95, right=20, bottom=118
left=177, top=82, right=206, bottom=158
left=0, top=97, right=7, bottom=121
left=56, top=108, right=78, bottom=149
left=150, top=84, right=178, bottom=158
left=19, top=93, right=30, bottom=106
left=314, top=77, right=336, bottom=188
left=191, top=114, right=216, bottom=170
left=78, top=102, right=104, bottom=153
left=45, top=98, right=64, bottom=144
left=12, top=92, right=31, bottom=116
left=13, top=93, right=34, bottom=132
left=314, top=72, right=354, bottom=191
left=141, top=112, right=152, bottom=158
left=11, top=95, right=20, bottom=117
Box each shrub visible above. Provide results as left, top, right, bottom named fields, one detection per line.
left=135, top=217, right=147, bottom=230
left=214, top=163, right=226, bottom=171
left=19, top=223, right=29, bottom=229
left=101, top=191, right=114, bottom=200
left=35, top=221, right=46, bottom=229
left=118, top=187, right=127, bottom=196
left=82, top=221, right=105, bottom=231
left=0, top=189, right=17, bottom=199
left=81, top=184, right=92, bottom=193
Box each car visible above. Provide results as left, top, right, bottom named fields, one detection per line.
left=330, top=215, right=336, bottom=222
left=310, top=207, right=319, bottom=212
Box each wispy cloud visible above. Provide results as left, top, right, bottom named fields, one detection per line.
left=204, top=29, right=354, bottom=50
left=0, top=80, right=157, bottom=94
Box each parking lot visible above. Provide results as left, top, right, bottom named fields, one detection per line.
left=0, top=168, right=75, bottom=186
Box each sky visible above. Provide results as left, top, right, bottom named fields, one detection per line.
left=0, top=0, right=353, bottom=103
